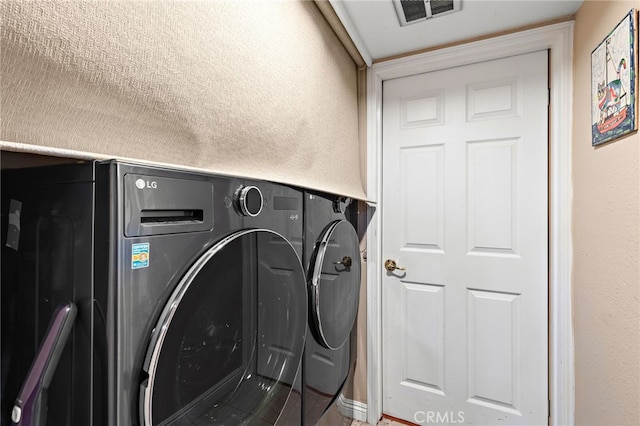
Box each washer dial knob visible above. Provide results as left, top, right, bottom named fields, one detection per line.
left=237, top=185, right=263, bottom=217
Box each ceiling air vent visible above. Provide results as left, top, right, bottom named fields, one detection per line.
left=393, top=0, right=462, bottom=26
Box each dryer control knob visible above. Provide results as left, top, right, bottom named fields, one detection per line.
left=237, top=185, right=263, bottom=217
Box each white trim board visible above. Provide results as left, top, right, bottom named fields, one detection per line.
left=328, top=0, right=373, bottom=66
left=337, top=394, right=368, bottom=423
left=365, top=22, right=574, bottom=426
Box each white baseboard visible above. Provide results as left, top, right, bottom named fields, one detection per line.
left=337, top=394, right=368, bottom=422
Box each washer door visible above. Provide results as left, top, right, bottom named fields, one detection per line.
left=141, top=229, right=307, bottom=425
left=309, top=220, right=361, bottom=350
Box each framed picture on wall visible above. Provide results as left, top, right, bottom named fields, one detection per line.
left=591, top=9, right=638, bottom=146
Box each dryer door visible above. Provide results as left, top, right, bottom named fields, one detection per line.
left=309, top=220, right=361, bottom=350
left=141, top=229, right=307, bottom=426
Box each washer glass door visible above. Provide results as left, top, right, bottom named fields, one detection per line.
left=141, top=229, right=306, bottom=425
left=309, top=220, right=361, bottom=350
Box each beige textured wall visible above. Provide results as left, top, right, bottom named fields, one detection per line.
left=573, top=2, right=640, bottom=425
left=0, top=0, right=365, bottom=199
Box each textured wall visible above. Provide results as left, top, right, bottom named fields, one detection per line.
left=0, top=0, right=365, bottom=199
left=573, top=2, right=640, bottom=424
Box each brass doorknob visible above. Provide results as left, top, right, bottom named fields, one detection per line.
left=384, top=259, right=406, bottom=272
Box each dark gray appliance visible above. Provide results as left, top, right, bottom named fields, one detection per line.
left=302, top=192, right=361, bottom=425
left=1, top=161, right=307, bottom=426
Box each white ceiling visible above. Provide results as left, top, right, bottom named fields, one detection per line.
left=330, top=0, right=583, bottom=64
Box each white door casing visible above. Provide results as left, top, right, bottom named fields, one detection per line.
left=382, top=51, right=548, bottom=424
left=366, top=22, right=574, bottom=426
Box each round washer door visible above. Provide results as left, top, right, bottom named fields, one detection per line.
left=309, top=220, right=361, bottom=350
left=141, top=229, right=307, bottom=425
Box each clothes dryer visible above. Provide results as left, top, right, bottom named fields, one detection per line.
left=302, top=192, right=361, bottom=425
left=1, top=161, right=307, bottom=426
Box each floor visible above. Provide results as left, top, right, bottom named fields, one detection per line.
left=352, top=419, right=409, bottom=426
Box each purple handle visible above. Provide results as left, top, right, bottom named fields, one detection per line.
left=12, top=302, right=77, bottom=426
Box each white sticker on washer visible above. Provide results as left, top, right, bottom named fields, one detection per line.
left=132, top=243, right=150, bottom=269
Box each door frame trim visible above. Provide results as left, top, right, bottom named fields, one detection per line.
left=365, top=22, right=574, bottom=425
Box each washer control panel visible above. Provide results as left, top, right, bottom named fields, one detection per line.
left=236, top=185, right=263, bottom=217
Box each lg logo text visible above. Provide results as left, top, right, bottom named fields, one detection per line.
left=135, top=178, right=157, bottom=189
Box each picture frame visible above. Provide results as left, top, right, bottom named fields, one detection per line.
left=591, top=9, right=638, bottom=146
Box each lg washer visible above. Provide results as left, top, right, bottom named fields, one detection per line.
left=302, top=192, right=361, bottom=425
left=1, top=160, right=307, bottom=425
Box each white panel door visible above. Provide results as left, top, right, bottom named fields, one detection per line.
left=382, top=51, right=548, bottom=425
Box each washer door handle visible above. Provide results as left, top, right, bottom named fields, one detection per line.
left=333, top=256, right=353, bottom=268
